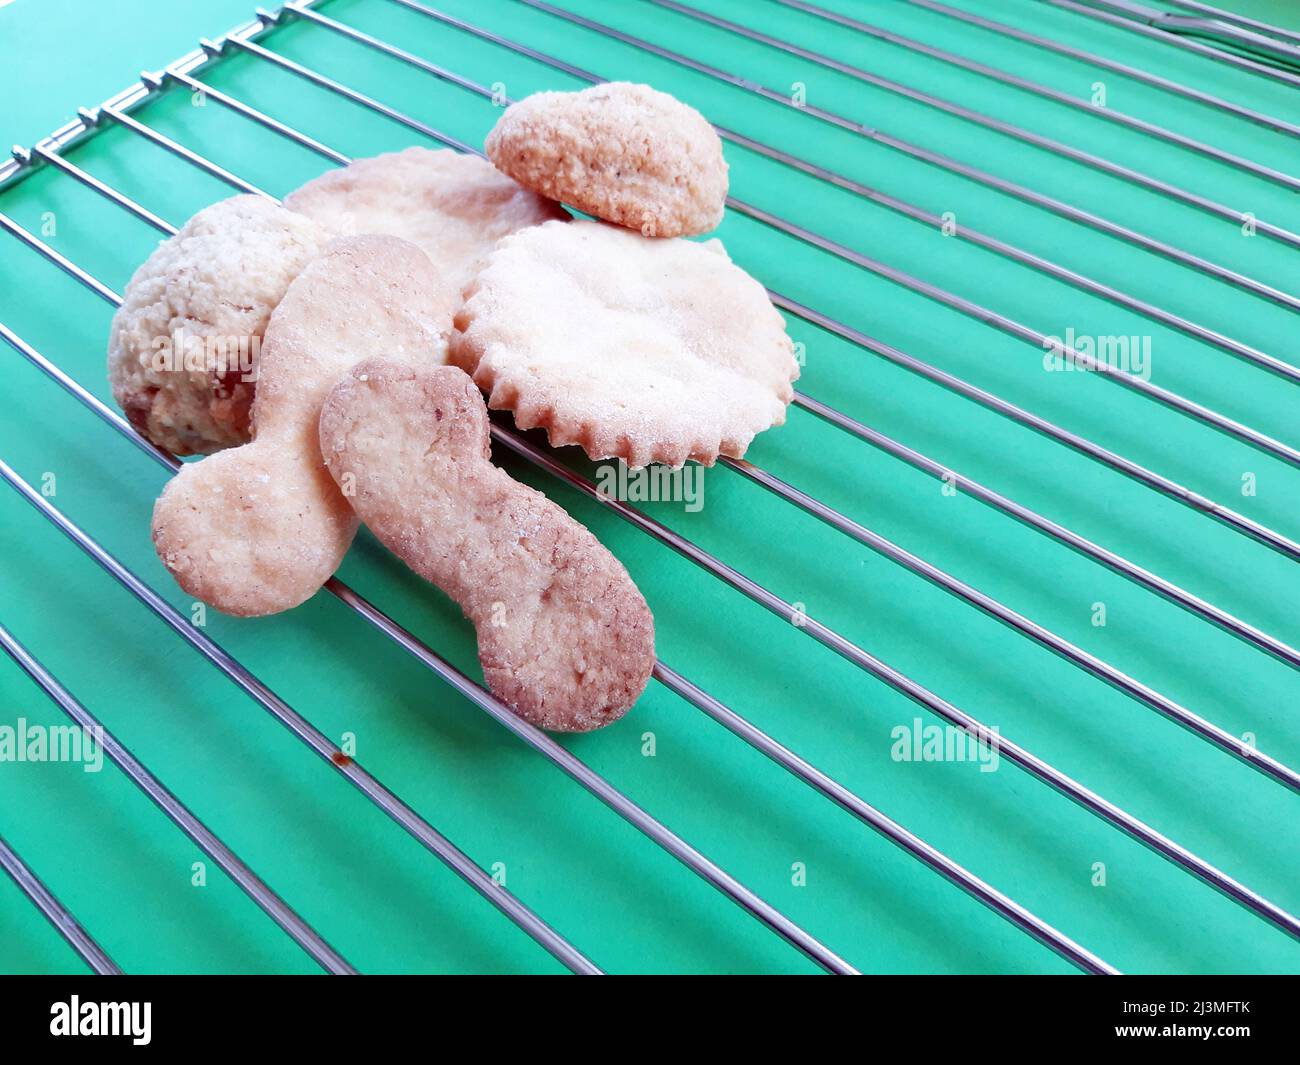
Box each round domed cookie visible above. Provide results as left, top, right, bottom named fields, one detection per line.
left=451, top=220, right=797, bottom=469
left=282, top=147, right=568, bottom=297
left=107, top=195, right=331, bottom=455
left=485, top=82, right=728, bottom=238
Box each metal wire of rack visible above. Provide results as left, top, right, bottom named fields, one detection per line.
left=1048, top=0, right=1300, bottom=87
left=1, top=0, right=1298, bottom=974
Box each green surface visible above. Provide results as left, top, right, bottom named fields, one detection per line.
left=0, top=0, right=1298, bottom=974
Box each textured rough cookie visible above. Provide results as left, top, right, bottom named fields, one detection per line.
left=283, top=148, right=567, bottom=297
left=319, top=359, right=655, bottom=732
left=108, top=195, right=331, bottom=455
left=486, top=82, right=728, bottom=237
left=452, top=220, right=798, bottom=468
left=152, top=236, right=457, bottom=616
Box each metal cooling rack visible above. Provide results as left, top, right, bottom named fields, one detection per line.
left=1, top=0, right=1298, bottom=975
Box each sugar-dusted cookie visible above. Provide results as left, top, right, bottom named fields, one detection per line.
left=283, top=147, right=568, bottom=297
left=485, top=82, right=727, bottom=237
left=319, top=359, right=655, bottom=732
left=108, top=195, right=331, bottom=455
left=152, top=236, right=457, bottom=617
left=451, top=220, right=797, bottom=468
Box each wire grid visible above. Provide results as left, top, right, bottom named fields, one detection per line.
left=0, top=0, right=1298, bottom=974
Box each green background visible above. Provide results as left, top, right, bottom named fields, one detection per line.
left=1, top=0, right=1298, bottom=974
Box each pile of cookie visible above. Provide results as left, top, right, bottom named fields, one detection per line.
left=107, top=83, right=799, bottom=732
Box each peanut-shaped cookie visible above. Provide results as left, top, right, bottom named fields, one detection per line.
left=151, top=236, right=457, bottom=616
left=318, top=359, right=655, bottom=732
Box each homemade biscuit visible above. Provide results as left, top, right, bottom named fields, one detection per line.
left=108, top=195, right=331, bottom=455
left=319, top=359, right=655, bottom=732
left=452, top=220, right=798, bottom=468
left=283, top=147, right=568, bottom=296
left=485, top=82, right=727, bottom=237
left=152, top=236, right=457, bottom=616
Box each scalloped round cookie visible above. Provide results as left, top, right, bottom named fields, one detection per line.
left=451, top=220, right=797, bottom=468
left=485, top=82, right=728, bottom=238
left=283, top=147, right=568, bottom=296
left=107, top=195, right=331, bottom=455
